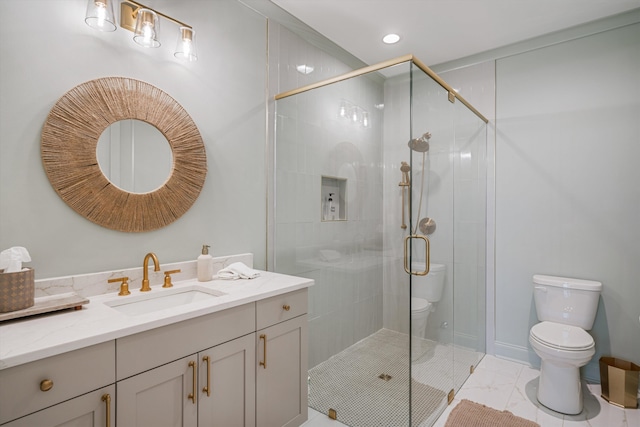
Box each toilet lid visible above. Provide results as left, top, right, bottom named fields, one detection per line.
left=411, top=297, right=431, bottom=313
left=530, top=321, right=594, bottom=351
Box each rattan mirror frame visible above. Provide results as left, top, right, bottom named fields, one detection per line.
left=41, top=77, right=207, bottom=232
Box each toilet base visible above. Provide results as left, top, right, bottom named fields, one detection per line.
left=537, top=360, right=583, bottom=415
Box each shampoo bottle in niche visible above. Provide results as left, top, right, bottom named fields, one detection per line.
left=197, top=245, right=213, bottom=282
left=328, top=193, right=336, bottom=220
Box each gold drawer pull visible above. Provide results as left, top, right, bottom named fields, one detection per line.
left=101, top=394, right=111, bottom=427
left=40, top=379, right=53, bottom=392
left=259, top=334, right=267, bottom=369
left=188, top=361, right=197, bottom=404
left=282, top=304, right=291, bottom=311
left=202, top=355, right=211, bottom=397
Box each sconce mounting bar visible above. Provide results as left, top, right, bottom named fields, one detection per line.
left=120, top=0, right=191, bottom=32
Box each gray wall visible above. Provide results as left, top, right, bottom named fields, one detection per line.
left=433, top=15, right=640, bottom=380
left=494, top=22, right=640, bottom=379
left=0, top=0, right=267, bottom=278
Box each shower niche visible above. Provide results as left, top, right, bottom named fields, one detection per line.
left=321, top=176, right=346, bottom=221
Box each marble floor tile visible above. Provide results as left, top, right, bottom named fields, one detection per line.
left=505, top=366, right=564, bottom=427
left=302, top=354, right=639, bottom=427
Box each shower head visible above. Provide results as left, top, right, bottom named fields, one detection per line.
left=400, top=162, right=411, bottom=173
left=408, top=132, right=431, bottom=153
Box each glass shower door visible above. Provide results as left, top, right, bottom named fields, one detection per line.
left=408, top=63, right=488, bottom=426
left=273, top=56, right=486, bottom=427
left=407, top=63, right=456, bottom=427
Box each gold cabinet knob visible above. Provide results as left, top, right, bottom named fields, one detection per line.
left=282, top=304, right=291, bottom=311
left=40, top=379, right=53, bottom=392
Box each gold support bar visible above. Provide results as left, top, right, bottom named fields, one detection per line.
left=411, top=56, right=488, bottom=123
left=275, top=54, right=412, bottom=100
left=120, top=0, right=192, bottom=32
left=274, top=54, right=488, bottom=124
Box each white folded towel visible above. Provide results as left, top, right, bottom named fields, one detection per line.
left=216, top=262, right=260, bottom=280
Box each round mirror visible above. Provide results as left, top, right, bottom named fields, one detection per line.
left=41, top=77, right=207, bottom=233
left=96, top=119, right=173, bottom=194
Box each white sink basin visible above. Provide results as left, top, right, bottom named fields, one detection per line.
left=105, top=285, right=225, bottom=316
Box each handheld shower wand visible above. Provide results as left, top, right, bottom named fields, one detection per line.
left=399, top=162, right=411, bottom=229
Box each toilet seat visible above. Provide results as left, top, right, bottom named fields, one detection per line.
left=530, top=321, right=594, bottom=351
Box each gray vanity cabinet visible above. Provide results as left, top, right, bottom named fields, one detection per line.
left=1, top=385, right=115, bottom=427
left=199, top=333, right=256, bottom=426
left=256, top=290, right=308, bottom=427
left=0, top=288, right=309, bottom=427
left=117, top=354, right=198, bottom=426
left=117, top=332, right=256, bottom=427
left=0, top=341, right=115, bottom=426
left=116, top=303, right=256, bottom=427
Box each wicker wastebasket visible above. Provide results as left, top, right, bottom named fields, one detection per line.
left=599, top=356, right=640, bottom=409
left=0, top=268, right=35, bottom=313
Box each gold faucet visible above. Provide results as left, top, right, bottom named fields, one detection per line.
left=141, top=252, right=160, bottom=292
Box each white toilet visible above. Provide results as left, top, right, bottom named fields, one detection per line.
left=411, top=262, right=446, bottom=338
left=529, top=274, right=602, bottom=415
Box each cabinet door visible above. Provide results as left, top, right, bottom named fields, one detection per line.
left=2, top=384, right=115, bottom=427
left=199, top=334, right=256, bottom=427
left=117, top=355, right=198, bottom=427
left=256, top=315, right=308, bottom=427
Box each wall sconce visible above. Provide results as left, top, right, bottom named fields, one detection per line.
left=84, top=0, right=198, bottom=61
left=132, top=8, right=160, bottom=48
left=85, top=0, right=117, bottom=32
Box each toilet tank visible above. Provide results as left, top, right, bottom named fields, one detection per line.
left=533, top=274, right=602, bottom=330
left=411, top=263, right=446, bottom=302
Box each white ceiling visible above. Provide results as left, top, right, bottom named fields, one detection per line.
left=270, top=0, right=640, bottom=67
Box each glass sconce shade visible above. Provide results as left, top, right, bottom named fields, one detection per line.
left=133, top=9, right=161, bottom=48
left=85, top=0, right=116, bottom=32
left=174, top=27, right=198, bottom=61
left=339, top=100, right=348, bottom=118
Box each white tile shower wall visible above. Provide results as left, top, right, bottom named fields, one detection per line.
left=381, top=71, right=412, bottom=335
left=495, top=23, right=640, bottom=379
left=271, top=25, right=386, bottom=368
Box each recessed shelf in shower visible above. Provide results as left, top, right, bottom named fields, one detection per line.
left=321, top=176, right=347, bottom=221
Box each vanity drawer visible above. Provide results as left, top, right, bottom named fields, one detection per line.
left=256, top=289, right=307, bottom=330
left=0, top=341, right=115, bottom=424
left=117, top=302, right=255, bottom=380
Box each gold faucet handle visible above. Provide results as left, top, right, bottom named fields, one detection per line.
left=163, top=269, right=181, bottom=288
left=109, top=277, right=131, bottom=296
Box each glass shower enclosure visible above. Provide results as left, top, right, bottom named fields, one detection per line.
left=273, top=55, right=487, bottom=426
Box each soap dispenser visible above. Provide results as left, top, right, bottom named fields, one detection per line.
left=197, top=245, right=213, bottom=282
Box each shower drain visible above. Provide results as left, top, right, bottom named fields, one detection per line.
left=378, top=373, right=392, bottom=381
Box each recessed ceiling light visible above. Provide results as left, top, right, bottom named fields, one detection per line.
left=382, top=33, right=400, bottom=44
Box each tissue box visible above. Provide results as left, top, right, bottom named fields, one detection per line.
left=0, top=267, right=35, bottom=313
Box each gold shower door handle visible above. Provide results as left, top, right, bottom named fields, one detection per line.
left=403, top=235, right=430, bottom=276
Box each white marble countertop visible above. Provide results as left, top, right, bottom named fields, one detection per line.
left=0, top=270, right=313, bottom=370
